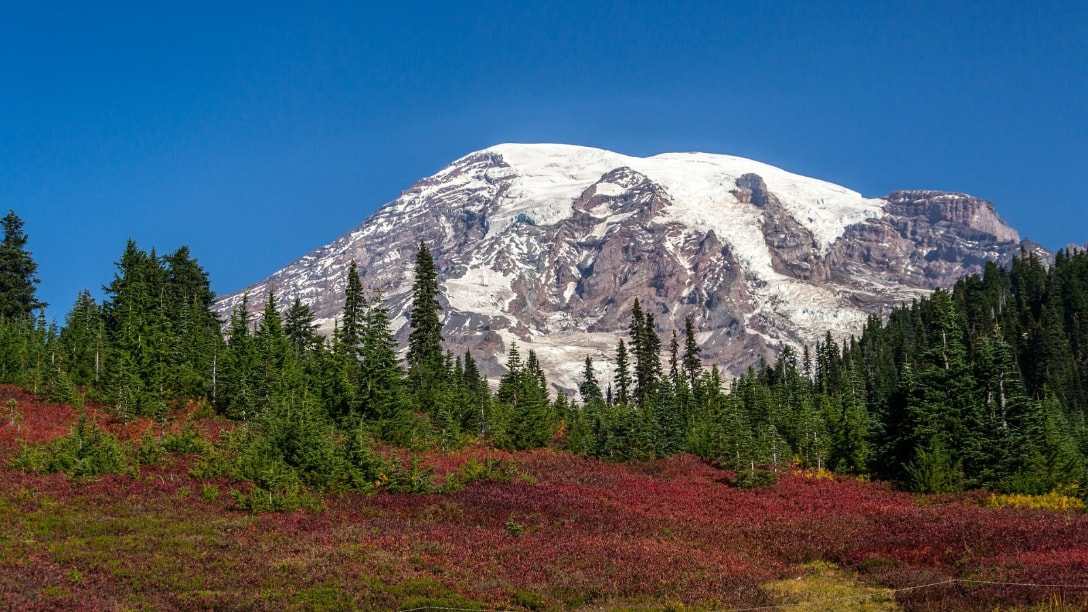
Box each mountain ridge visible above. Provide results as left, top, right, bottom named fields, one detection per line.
left=214, top=143, right=1035, bottom=391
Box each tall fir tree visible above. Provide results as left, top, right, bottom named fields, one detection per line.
left=0, top=210, right=44, bottom=319
left=336, top=260, right=367, bottom=358
left=59, top=289, right=105, bottom=387
left=613, top=339, right=632, bottom=405
left=358, top=291, right=404, bottom=420
left=579, top=355, right=604, bottom=404
left=682, top=316, right=702, bottom=392
left=406, top=241, right=443, bottom=372
left=255, top=291, right=291, bottom=407
left=284, top=297, right=320, bottom=357
left=633, top=306, right=662, bottom=407
left=219, top=294, right=260, bottom=420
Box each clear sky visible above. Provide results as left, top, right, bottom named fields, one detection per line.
left=3, top=1, right=1086, bottom=317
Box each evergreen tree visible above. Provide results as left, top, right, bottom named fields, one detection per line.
left=59, top=289, right=105, bottom=387
left=255, top=291, right=291, bottom=407
left=629, top=299, right=663, bottom=406
left=496, top=343, right=550, bottom=450
left=614, top=340, right=632, bottom=405
left=101, top=241, right=171, bottom=417
left=337, top=260, right=366, bottom=358
left=682, top=316, right=702, bottom=392
left=0, top=210, right=44, bottom=319
left=406, top=242, right=443, bottom=372
left=358, top=291, right=404, bottom=420
left=579, top=355, right=603, bottom=404
left=668, top=330, right=681, bottom=390
left=901, top=290, right=976, bottom=491
left=162, top=246, right=221, bottom=400
left=284, top=297, right=320, bottom=357
left=461, top=351, right=491, bottom=436
left=219, top=294, right=260, bottom=420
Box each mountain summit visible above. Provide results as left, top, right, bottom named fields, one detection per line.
left=215, top=143, right=1029, bottom=390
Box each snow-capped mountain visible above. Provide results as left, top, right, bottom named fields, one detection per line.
left=214, top=143, right=1032, bottom=391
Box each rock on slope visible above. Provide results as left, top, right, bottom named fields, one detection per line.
left=214, top=144, right=1032, bottom=391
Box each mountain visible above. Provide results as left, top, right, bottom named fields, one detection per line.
left=214, top=143, right=1035, bottom=391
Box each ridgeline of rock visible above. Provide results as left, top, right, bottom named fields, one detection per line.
left=215, top=144, right=1037, bottom=390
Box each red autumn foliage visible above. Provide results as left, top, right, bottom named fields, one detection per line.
left=1, top=385, right=1087, bottom=610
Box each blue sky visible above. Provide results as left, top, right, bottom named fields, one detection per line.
left=3, top=1, right=1086, bottom=316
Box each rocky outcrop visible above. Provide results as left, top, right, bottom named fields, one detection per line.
left=827, top=190, right=1023, bottom=289
left=735, top=173, right=829, bottom=282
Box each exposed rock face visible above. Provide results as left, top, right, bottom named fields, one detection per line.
left=828, top=190, right=1023, bottom=291
left=214, top=144, right=1037, bottom=391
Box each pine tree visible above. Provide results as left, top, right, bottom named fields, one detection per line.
left=59, top=289, right=105, bottom=387
left=219, top=294, right=260, bottom=420
left=669, top=330, right=681, bottom=391
left=0, top=210, right=44, bottom=319
left=579, top=355, right=603, bottom=404
left=902, top=289, right=974, bottom=491
left=162, top=246, right=221, bottom=401
left=406, top=242, right=443, bottom=372
left=358, top=291, right=404, bottom=420
left=256, top=291, right=291, bottom=407
left=162, top=246, right=216, bottom=321
left=614, top=340, right=631, bottom=405
left=629, top=301, right=662, bottom=407
left=284, top=297, right=320, bottom=357
left=337, top=260, right=367, bottom=358
left=497, top=343, right=523, bottom=406
left=682, top=316, right=702, bottom=392
left=495, top=343, right=550, bottom=450
left=101, top=241, right=170, bottom=416
left=461, top=351, right=490, bottom=436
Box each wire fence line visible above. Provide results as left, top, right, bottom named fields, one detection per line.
left=397, top=577, right=1088, bottom=612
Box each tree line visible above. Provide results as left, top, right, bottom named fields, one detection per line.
left=2, top=208, right=1086, bottom=496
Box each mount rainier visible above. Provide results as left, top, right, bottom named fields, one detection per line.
left=214, top=143, right=1034, bottom=391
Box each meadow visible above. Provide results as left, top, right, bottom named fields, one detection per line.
left=2, top=386, right=1087, bottom=611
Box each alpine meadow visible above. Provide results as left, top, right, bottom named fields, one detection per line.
left=3, top=191, right=1088, bottom=609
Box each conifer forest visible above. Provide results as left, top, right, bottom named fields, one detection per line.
left=3, top=208, right=1088, bottom=609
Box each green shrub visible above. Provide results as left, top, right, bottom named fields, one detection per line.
left=161, top=423, right=213, bottom=455
left=231, top=483, right=322, bottom=513
left=442, top=457, right=522, bottom=492
left=12, top=415, right=127, bottom=477
left=734, top=467, right=779, bottom=489
left=201, top=484, right=219, bottom=502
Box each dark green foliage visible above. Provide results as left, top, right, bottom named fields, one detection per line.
left=13, top=230, right=1088, bottom=501
left=358, top=291, right=405, bottom=421
left=226, top=390, right=394, bottom=506
left=13, top=414, right=127, bottom=477
left=733, top=466, right=779, bottom=489
left=628, top=299, right=662, bottom=407
left=407, top=242, right=443, bottom=372
left=284, top=297, right=321, bottom=356
left=579, top=355, right=603, bottom=404
left=405, top=242, right=451, bottom=419
left=219, top=295, right=261, bottom=420
left=100, top=241, right=222, bottom=417
left=336, top=260, right=366, bottom=358
left=495, top=344, right=552, bottom=450
left=59, top=290, right=106, bottom=388
left=682, top=316, right=702, bottom=394
left=457, top=351, right=491, bottom=437
left=0, top=209, right=44, bottom=319
left=613, top=340, right=631, bottom=406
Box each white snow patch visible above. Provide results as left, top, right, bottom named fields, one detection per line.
left=443, top=266, right=517, bottom=317
left=592, top=182, right=626, bottom=197
left=483, top=144, right=887, bottom=287
left=562, top=281, right=577, bottom=303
